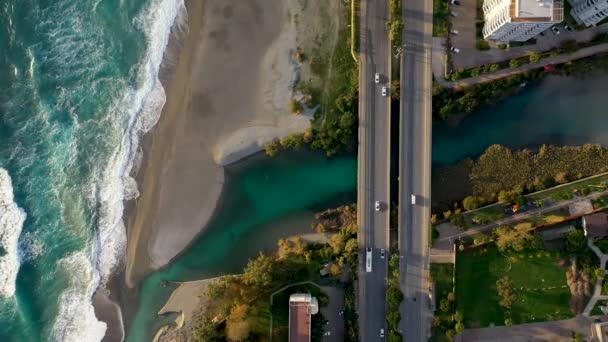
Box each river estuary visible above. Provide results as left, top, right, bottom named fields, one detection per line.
left=127, top=73, right=608, bottom=340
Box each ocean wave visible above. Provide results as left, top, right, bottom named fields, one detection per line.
left=51, top=251, right=106, bottom=342
left=94, top=0, right=185, bottom=284
left=0, top=168, right=26, bottom=298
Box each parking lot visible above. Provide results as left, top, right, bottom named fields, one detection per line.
left=443, top=0, right=608, bottom=70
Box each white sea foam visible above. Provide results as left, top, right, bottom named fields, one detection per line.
left=51, top=251, right=107, bottom=342
left=93, top=0, right=185, bottom=284
left=0, top=168, right=26, bottom=298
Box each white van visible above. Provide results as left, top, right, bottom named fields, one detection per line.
left=411, top=194, right=416, bottom=205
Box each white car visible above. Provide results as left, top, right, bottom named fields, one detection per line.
left=411, top=194, right=417, bottom=205
left=380, top=249, right=385, bottom=259
left=375, top=200, right=381, bottom=211
left=450, top=29, right=459, bottom=35
left=551, top=26, right=560, bottom=35
left=374, top=72, right=380, bottom=83
left=381, top=86, right=388, bottom=97
left=380, top=328, right=385, bottom=338
left=451, top=0, right=461, bottom=5
left=450, top=46, right=460, bottom=53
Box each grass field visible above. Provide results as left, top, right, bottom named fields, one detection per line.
left=456, top=244, right=572, bottom=328
left=527, top=174, right=608, bottom=202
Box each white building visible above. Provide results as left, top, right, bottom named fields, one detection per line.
left=482, top=0, right=564, bottom=41
left=569, top=0, right=608, bottom=27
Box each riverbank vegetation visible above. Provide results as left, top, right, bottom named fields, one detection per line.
left=434, top=51, right=608, bottom=122
left=299, top=1, right=358, bottom=156
left=193, top=204, right=359, bottom=341
left=432, top=144, right=608, bottom=213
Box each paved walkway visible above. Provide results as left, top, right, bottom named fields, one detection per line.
left=435, top=188, right=608, bottom=245
left=433, top=42, right=608, bottom=88
left=582, top=240, right=608, bottom=316
left=455, top=316, right=593, bottom=342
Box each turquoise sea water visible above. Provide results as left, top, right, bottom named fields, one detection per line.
left=0, top=0, right=183, bottom=340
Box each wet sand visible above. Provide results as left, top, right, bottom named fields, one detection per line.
left=124, top=0, right=311, bottom=289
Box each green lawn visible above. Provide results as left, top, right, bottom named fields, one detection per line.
left=456, top=244, right=572, bottom=328
left=433, top=0, right=448, bottom=37
left=466, top=205, right=505, bottom=226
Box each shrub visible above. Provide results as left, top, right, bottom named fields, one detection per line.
left=509, top=58, right=520, bottom=68
left=463, top=196, right=482, bottom=210
left=264, top=140, right=282, bottom=157
left=289, top=99, right=304, bottom=114
left=476, top=39, right=490, bottom=50
left=529, top=52, right=541, bottom=63
left=489, top=63, right=500, bottom=72
left=470, top=67, right=481, bottom=77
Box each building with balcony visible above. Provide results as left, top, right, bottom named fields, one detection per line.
left=482, top=0, right=563, bottom=41
left=569, top=0, right=608, bottom=27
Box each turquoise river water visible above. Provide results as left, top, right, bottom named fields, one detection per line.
left=127, top=73, right=608, bottom=341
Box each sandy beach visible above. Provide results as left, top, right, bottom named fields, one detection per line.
left=124, top=0, right=317, bottom=289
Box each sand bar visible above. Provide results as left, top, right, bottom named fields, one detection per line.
left=125, top=0, right=314, bottom=288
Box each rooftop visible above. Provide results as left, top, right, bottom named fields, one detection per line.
left=289, top=302, right=311, bottom=342
left=513, top=0, right=563, bottom=21
left=584, top=213, right=608, bottom=238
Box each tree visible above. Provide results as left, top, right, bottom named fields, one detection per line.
left=494, top=224, right=534, bottom=252
left=454, top=310, right=463, bottom=322
left=455, top=322, right=465, bottom=333
left=446, top=329, right=456, bottom=341
left=344, top=238, right=358, bottom=257
left=440, top=297, right=451, bottom=312
left=496, top=276, right=517, bottom=308
left=571, top=331, right=583, bottom=342
left=264, top=140, right=281, bottom=157
left=489, top=64, right=500, bottom=72
left=432, top=315, right=442, bottom=327
left=555, top=171, right=569, bottom=184
left=505, top=318, right=513, bottom=327
left=463, top=196, right=482, bottom=210
left=386, top=286, right=404, bottom=306
left=565, top=230, right=586, bottom=253
left=195, top=315, right=223, bottom=342
left=386, top=310, right=401, bottom=327
left=242, top=252, right=274, bottom=291
left=529, top=52, right=541, bottom=63
left=447, top=292, right=456, bottom=302
left=329, top=232, right=347, bottom=255
left=329, top=263, right=341, bottom=277
left=226, top=304, right=252, bottom=341
left=509, top=59, right=520, bottom=68
left=280, top=133, right=305, bottom=150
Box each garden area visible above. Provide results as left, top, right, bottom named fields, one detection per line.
left=433, top=0, right=449, bottom=37
left=456, top=245, right=570, bottom=327
left=455, top=239, right=598, bottom=329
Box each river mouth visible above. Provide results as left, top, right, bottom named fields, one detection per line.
left=126, top=72, right=608, bottom=340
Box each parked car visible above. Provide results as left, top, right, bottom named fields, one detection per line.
left=450, top=46, right=460, bottom=53
left=380, top=249, right=385, bottom=259
left=450, top=29, right=459, bottom=35
left=449, top=11, right=458, bottom=17
left=375, top=200, right=381, bottom=211
left=381, top=86, right=388, bottom=97
left=564, top=24, right=573, bottom=32
left=451, top=0, right=461, bottom=6
left=374, top=72, right=380, bottom=83
left=551, top=26, right=560, bottom=35
left=380, top=328, right=385, bottom=338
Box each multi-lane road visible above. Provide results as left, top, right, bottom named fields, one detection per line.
left=357, top=0, right=391, bottom=340
left=398, top=0, right=434, bottom=339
